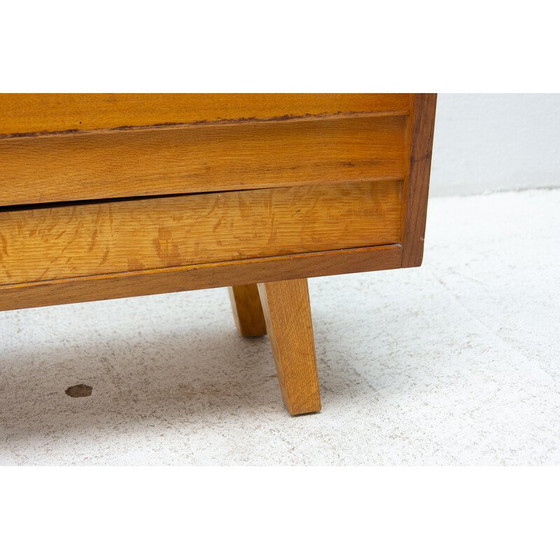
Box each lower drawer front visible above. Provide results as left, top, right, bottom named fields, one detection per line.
left=0, top=181, right=401, bottom=285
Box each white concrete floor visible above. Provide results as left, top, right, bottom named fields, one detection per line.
left=1, top=188, right=559, bottom=465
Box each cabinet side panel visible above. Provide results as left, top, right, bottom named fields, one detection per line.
left=401, top=94, right=437, bottom=268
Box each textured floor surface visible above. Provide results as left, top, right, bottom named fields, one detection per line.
left=1, top=188, right=559, bottom=465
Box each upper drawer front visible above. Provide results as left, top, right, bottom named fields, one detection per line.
left=0, top=94, right=411, bottom=206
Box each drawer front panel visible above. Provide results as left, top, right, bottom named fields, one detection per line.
left=0, top=181, right=401, bottom=285
left=0, top=115, right=407, bottom=206
left=0, top=93, right=411, bottom=136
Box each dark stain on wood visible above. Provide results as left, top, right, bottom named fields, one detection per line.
left=0, top=110, right=409, bottom=140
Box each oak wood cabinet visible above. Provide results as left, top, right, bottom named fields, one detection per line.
left=0, top=94, right=437, bottom=414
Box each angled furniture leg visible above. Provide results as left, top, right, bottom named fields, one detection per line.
left=257, top=278, right=321, bottom=415
left=229, top=284, right=267, bottom=337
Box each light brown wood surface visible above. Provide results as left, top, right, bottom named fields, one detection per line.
left=0, top=114, right=407, bottom=206
left=0, top=93, right=438, bottom=417
left=0, top=245, right=402, bottom=312
left=0, top=93, right=411, bottom=136
left=228, top=284, right=267, bottom=337
left=258, top=279, right=321, bottom=415
left=0, top=181, right=401, bottom=285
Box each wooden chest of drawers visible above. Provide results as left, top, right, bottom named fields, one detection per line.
left=0, top=94, right=436, bottom=414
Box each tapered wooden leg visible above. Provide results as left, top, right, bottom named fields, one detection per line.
left=228, top=284, right=267, bottom=337
left=257, top=278, right=321, bottom=415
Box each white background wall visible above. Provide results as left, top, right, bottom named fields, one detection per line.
left=430, top=94, right=560, bottom=196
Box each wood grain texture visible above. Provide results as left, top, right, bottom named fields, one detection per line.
left=228, top=284, right=267, bottom=337
left=0, top=114, right=407, bottom=206
left=0, top=244, right=402, bottom=311
left=258, top=279, right=321, bottom=415
left=0, top=181, right=402, bottom=285
left=0, top=93, right=437, bottom=417
left=401, top=94, right=437, bottom=268
left=0, top=94, right=411, bottom=136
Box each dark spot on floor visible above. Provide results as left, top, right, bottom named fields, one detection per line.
left=65, top=384, right=93, bottom=398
